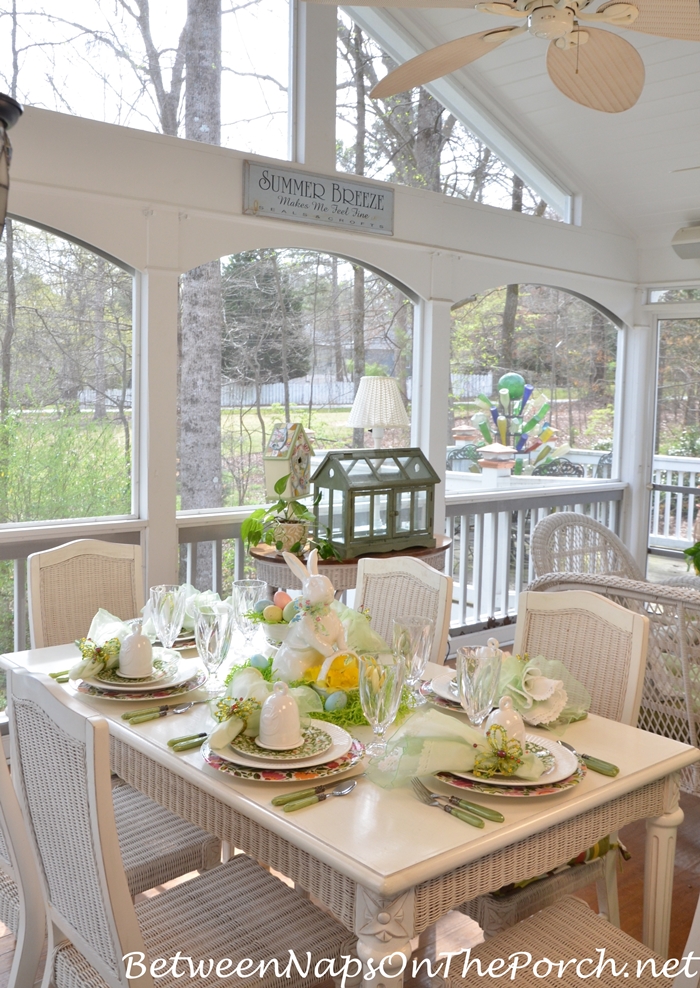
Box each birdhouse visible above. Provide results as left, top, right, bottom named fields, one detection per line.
left=264, top=423, right=314, bottom=499
left=311, top=448, right=440, bottom=560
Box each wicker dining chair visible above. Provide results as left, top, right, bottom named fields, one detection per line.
left=452, top=894, right=697, bottom=988
left=27, top=539, right=145, bottom=648
left=460, top=589, right=649, bottom=938
left=355, top=554, right=453, bottom=664
left=531, top=512, right=645, bottom=581
left=7, top=669, right=356, bottom=988
left=25, top=537, right=223, bottom=896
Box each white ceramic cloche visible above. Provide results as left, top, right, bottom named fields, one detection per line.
left=484, top=695, right=526, bottom=747
left=118, top=621, right=153, bottom=679
left=257, top=681, right=303, bottom=751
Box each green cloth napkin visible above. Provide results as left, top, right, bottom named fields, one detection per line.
left=367, top=709, right=545, bottom=789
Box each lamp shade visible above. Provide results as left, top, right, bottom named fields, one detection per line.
left=348, top=376, right=409, bottom=430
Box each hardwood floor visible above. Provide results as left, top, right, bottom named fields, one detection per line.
left=2, top=793, right=698, bottom=986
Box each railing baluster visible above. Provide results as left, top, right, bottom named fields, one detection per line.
left=14, top=558, right=27, bottom=651
left=234, top=536, right=245, bottom=582
left=514, top=509, right=525, bottom=601
left=499, top=510, right=511, bottom=617
left=212, top=540, right=223, bottom=596
left=474, top=513, right=484, bottom=622
left=185, top=543, right=194, bottom=587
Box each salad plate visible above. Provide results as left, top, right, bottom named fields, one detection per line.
left=85, top=653, right=199, bottom=692
left=201, top=735, right=364, bottom=782
left=215, top=723, right=352, bottom=770
left=451, top=735, right=575, bottom=787
left=72, top=666, right=207, bottom=701
left=232, top=725, right=333, bottom=761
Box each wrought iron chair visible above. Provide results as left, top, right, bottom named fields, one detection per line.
left=460, top=589, right=649, bottom=937
left=532, top=457, right=584, bottom=477
left=446, top=443, right=480, bottom=471
left=7, top=669, right=356, bottom=988
left=531, top=511, right=645, bottom=581
left=595, top=450, right=614, bottom=478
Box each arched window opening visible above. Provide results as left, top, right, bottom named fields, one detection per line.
left=449, top=285, right=619, bottom=473
left=178, top=249, right=413, bottom=587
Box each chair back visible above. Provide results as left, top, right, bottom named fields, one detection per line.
left=7, top=669, right=151, bottom=987
left=0, top=719, right=46, bottom=986
left=531, top=512, right=644, bottom=581
left=355, top=555, right=452, bottom=664
left=513, top=590, right=648, bottom=726
left=27, top=539, right=144, bottom=648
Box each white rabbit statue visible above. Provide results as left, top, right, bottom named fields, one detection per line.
left=271, top=549, right=348, bottom=683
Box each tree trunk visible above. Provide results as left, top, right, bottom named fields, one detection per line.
left=271, top=253, right=290, bottom=424
left=501, top=176, right=524, bottom=372
left=179, top=0, right=222, bottom=589
left=0, top=218, right=16, bottom=522
left=93, top=256, right=107, bottom=419
left=331, top=257, right=345, bottom=382
left=351, top=25, right=366, bottom=447
left=591, top=308, right=608, bottom=398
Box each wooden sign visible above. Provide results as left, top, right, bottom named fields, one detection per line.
left=243, top=162, right=394, bottom=236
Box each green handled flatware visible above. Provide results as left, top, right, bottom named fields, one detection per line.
left=271, top=780, right=345, bottom=806
left=282, top=780, right=357, bottom=812
left=411, top=778, right=485, bottom=828
left=121, top=701, right=195, bottom=724
left=560, top=741, right=619, bottom=777
left=412, top=778, right=504, bottom=823
left=170, top=734, right=207, bottom=752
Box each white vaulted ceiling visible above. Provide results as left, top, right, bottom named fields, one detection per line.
left=345, top=3, right=700, bottom=259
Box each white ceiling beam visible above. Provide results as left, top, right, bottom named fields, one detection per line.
left=343, top=5, right=574, bottom=221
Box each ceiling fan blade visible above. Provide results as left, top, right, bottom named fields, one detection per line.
left=599, top=0, right=700, bottom=42
left=546, top=28, right=645, bottom=112
left=371, top=28, right=520, bottom=98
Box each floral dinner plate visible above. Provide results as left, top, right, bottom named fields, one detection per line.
left=452, top=735, right=576, bottom=787
left=72, top=666, right=208, bottom=701
left=201, top=737, right=364, bottom=782
left=437, top=759, right=585, bottom=798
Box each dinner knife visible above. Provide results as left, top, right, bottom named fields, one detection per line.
left=560, top=741, right=619, bottom=777
left=271, top=780, right=347, bottom=806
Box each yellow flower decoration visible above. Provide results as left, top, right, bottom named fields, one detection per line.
left=473, top=725, right=524, bottom=779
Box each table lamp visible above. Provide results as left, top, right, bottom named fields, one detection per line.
left=348, top=376, right=409, bottom=448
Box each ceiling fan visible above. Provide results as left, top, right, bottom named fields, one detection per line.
left=318, top=0, right=700, bottom=113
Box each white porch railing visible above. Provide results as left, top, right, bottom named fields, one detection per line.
left=648, top=454, right=700, bottom=550
left=443, top=478, right=625, bottom=631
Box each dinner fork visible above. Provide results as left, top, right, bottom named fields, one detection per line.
left=410, top=778, right=484, bottom=828
left=412, top=777, right=505, bottom=823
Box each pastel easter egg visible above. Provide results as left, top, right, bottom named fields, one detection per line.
left=254, top=598, right=273, bottom=613
left=324, top=690, right=348, bottom=711
left=282, top=600, right=299, bottom=623
left=263, top=604, right=283, bottom=623
left=249, top=653, right=270, bottom=670
left=274, top=590, right=292, bottom=609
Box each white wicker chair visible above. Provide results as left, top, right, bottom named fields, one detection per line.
left=531, top=512, right=645, bottom=582
left=25, top=537, right=223, bottom=897
left=452, top=894, right=698, bottom=988
left=529, top=572, right=700, bottom=797
left=28, top=539, right=145, bottom=648
left=7, top=669, right=356, bottom=988
left=460, top=589, right=649, bottom=938
left=354, top=555, right=452, bottom=664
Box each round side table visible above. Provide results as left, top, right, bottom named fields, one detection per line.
left=249, top=535, right=451, bottom=596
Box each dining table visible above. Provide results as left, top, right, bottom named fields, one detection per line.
left=1, top=643, right=698, bottom=986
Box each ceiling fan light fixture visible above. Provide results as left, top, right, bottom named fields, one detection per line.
left=529, top=5, right=574, bottom=39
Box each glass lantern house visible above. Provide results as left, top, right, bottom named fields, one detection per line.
left=311, top=448, right=440, bottom=560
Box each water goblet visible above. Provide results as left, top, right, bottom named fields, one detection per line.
left=455, top=646, right=501, bottom=726
left=149, top=584, right=187, bottom=650
left=358, top=652, right=405, bottom=757
left=194, top=599, right=234, bottom=699
left=232, top=579, right=266, bottom=648
left=393, top=616, right=434, bottom=706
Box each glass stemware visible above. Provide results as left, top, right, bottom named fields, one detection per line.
left=232, top=579, right=266, bottom=648
left=358, top=652, right=405, bottom=757
left=393, top=616, right=434, bottom=706
left=455, top=646, right=501, bottom=726
left=194, top=599, right=234, bottom=698
left=149, top=584, right=187, bottom=650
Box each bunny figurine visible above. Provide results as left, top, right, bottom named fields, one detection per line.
left=271, top=549, right=347, bottom=682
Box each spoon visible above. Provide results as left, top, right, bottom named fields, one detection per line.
left=282, top=780, right=357, bottom=812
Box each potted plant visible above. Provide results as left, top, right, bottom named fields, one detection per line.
left=241, top=473, right=317, bottom=554
left=684, top=541, right=700, bottom=575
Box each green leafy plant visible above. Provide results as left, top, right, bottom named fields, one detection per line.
left=240, top=473, right=317, bottom=553
left=684, top=541, right=700, bottom=576
left=308, top=526, right=341, bottom=561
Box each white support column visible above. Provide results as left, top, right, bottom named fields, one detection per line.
left=137, top=267, right=180, bottom=588
left=289, top=0, right=337, bottom=172
left=616, top=308, right=658, bottom=570
left=412, top=298, right=452, bottom=535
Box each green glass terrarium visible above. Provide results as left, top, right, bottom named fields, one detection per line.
left=311, top=448, right=440, bottom=560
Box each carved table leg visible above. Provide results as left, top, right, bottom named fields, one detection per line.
left=355, top=886, right=414, bottom=988
left=643, top=772, right=684, bottom=959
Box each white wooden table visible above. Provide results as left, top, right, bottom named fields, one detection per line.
left=2, top=645, right=699, bottom=983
